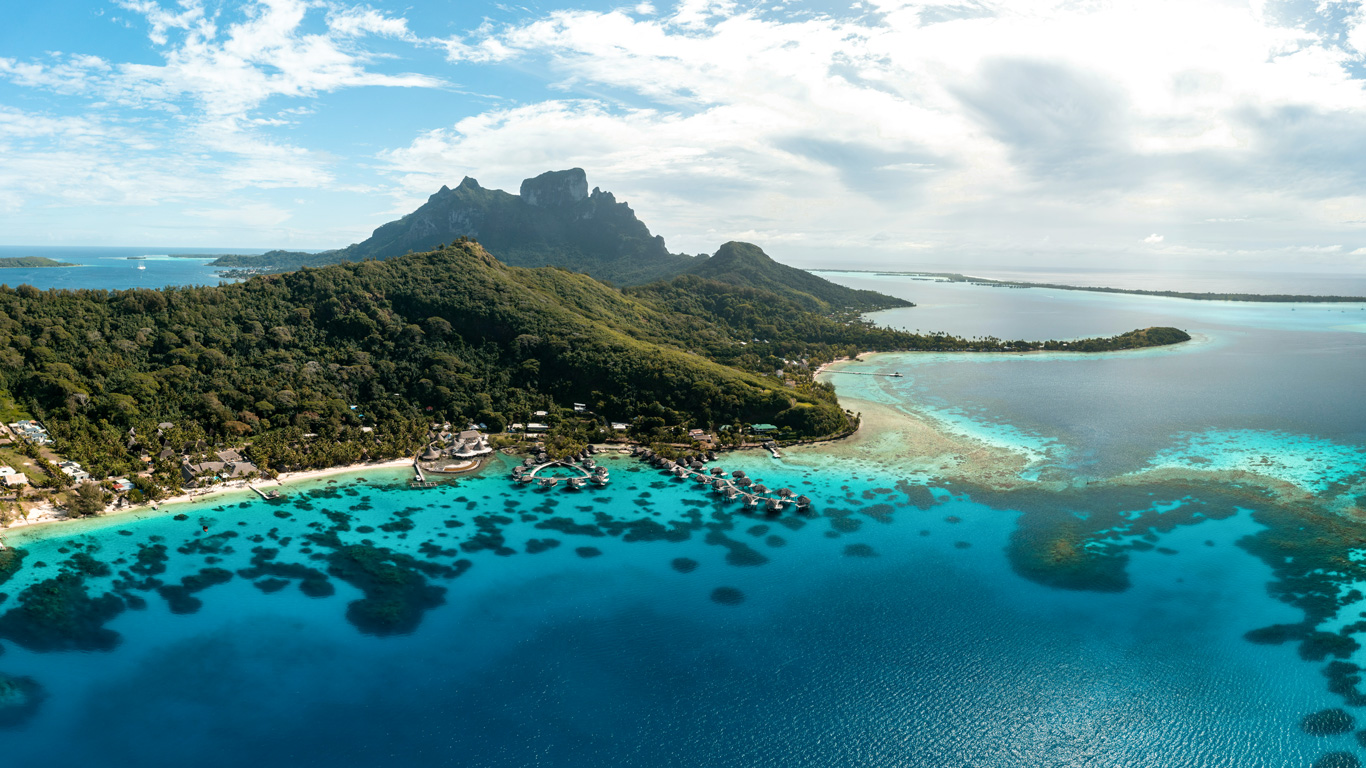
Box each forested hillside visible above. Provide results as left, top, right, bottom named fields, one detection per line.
left=685, top=241, right=909, bottom=312
left=0, top=241, right=1189, bottom=481
left=0, top=242, right=851, bottom=477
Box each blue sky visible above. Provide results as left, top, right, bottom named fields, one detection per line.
left=5, top=0, right=1366, bottom=273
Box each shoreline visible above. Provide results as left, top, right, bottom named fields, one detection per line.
left=1, top=457, right=415, bottom=540
left=809, top=348, right=1363, bottom=511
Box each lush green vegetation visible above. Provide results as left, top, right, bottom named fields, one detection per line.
left=685, top=241, right=909, bottom=312
left=0, top=242, right=854, bottom=479
left=0, top=240, right=1190, bottom=487
left=0, top=257, right=76, bottom=269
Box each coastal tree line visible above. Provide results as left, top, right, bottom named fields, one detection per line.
left=0, top=242, right=1188, bottom=480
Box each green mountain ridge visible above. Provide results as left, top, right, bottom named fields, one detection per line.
left=0, top=242, right=862, bottom=479
left=206, top=169, right=908, bottom=310
left=687, top=241, right=909, bottom=312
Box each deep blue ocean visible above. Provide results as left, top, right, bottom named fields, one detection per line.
left=0, top=262, right=1364, bottom=767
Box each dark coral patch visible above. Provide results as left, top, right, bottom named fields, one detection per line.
left=843, top=543, right=877, bottom=558
left=526, top=538, right=561, bottom=554
left=326, top=545, right=446, bottom=636
left=0, top=573, right=125, bottom=652
left=671, top=557, right=699, bottom=573
left=1303, top=708, right=1356, bottom=736
left=254, top=578, right=290, bottom=594
left=710, top=587, right=745, bottom=605
left=575, top=547, right=602, bottom=559
left=1314, top=753, right=1360, bottom=768
left=0, top=673, right=45, bottom=729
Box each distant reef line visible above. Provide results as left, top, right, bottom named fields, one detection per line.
left=820, top=270, right=1366, bottom=304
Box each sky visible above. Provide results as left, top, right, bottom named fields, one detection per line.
left=5, top=0, right=1366, bottom=273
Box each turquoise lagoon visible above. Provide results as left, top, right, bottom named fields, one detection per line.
left=1, top=274, right=1365, bottom=766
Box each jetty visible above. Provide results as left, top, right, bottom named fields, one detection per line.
left=823, top=370, right=903, bottom=377
left=248, top=484, right=281, bottom=500
left=510, top=445, right=609, bottom=491
left=410, top=460, right=438, bottom=488
left=630, top=446, right=813, bottom=514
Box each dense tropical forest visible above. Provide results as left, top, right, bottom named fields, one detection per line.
left=0, top=257, right=74, bottom=269
left=0, top=240, right=1188, bottom=487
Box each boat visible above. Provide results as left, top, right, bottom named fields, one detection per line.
left=136, top=264, right=146, bottom=270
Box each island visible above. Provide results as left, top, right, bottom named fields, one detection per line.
left=0, top=257, right=76, bottom=269
left=821, top=270, right=1366, bottom=304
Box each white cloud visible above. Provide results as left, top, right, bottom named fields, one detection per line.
left=1144, top=233, right=1165, bottom=244
left=0, top=0, right=444, bottom=220
left=405, top=0, right=1366, bottom=269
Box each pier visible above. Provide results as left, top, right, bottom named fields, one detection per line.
left=510, top=446, right=609, bottom=491
left=248, top=484, right=281, bottom=500
left=823, top=370, right=903, bottom=377
left=410, top=460, right=439, bottom=488
left=630, top=446, right=811, bottom=513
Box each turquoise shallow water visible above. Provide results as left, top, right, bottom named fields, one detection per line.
left=0, top=452, right=1352, bottom=767
left=0, top=246, right=249, bottom=290
left=1, top=273, right=1365, bottom=766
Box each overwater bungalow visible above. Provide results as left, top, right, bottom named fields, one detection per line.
left=732, top=470, right=747, bottom=479
left=742, top=494, right=759, bottom=508
left=591, top=474, right=609, bottom=486
left=736, top=477, right=752, bottom=488
left=723, top=487, right=738, bottom=500
left=692, top=474, right=708, bottom=485
left=766, top=497, right=782, bottom=512
left=753, top=484, right=770, bottom=495
left=538, top=477, right=559, bottom=489
left=710, top=467, right=725, bottom=476
left=796, top=495, right=812, bottom=509
left=568, top=477, right=586, bottom=490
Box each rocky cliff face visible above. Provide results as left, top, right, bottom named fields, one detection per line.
left=520, top=168, right=589, bottom=207
left=332, top=169, right=695, bottom=285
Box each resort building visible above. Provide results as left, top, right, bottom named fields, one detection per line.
left=180, top=454, right=259, bottom=485
left=2, top=473, right=27, bottom=488
left=59, top=461, right=92, bottom=483
left=8, top=420, right=52, bottom=445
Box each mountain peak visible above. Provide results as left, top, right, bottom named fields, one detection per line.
left=520, top=168, right=589, bottom=207
left=688, top=241, right=910, bottom=312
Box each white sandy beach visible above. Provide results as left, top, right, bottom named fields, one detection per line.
left=1, top=457, right=416, bottom=537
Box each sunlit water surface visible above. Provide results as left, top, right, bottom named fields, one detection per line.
left=0, top=271, right=1362, bottom=767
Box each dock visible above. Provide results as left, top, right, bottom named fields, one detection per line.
left=410, top=460, right=438, bottom=488
left=823, top=370, right=903, bottom=377
left=509, top=446, right=608, bottom=491
left=248, top=484, right=281, bottom=500
left=630, top=446, right=812, bottom=514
